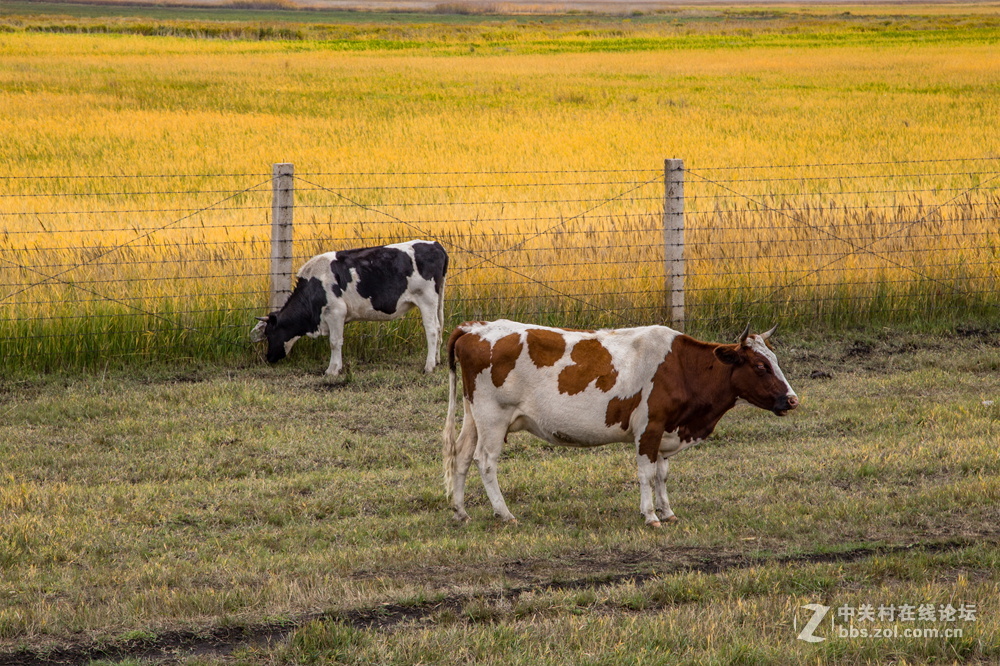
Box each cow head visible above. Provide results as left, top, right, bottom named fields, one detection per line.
left=255, top=313, right=301, bottom=364
left=254, top=276, right=327, bottom=365
left=714, top=324, right=799, bottom=416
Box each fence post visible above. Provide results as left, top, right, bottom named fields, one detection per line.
left=270, top=163, right=294, bottom=312
left=663, top=159, right=685, bottom=332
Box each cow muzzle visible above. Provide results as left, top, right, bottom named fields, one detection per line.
left=773, top=394, right=799, bottom=416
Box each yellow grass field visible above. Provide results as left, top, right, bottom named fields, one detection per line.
left=1, top=5, right=999, bottom=368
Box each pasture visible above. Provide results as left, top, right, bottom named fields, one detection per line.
left=1, top=2, right=999, bottom=663
left=1, top=332, right=999, bottom=663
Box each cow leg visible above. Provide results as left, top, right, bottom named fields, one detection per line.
left=418, top=301, right=441, bottom=373
left=635, top=423, right=667, bottom=526
left=653, top=431, right=687, bottom=523
left=653, top=456, right=677, bottom=523
left=474, top=418, right=516, bottom=523
left=450, top=399, right=479, bottom=522
left=324, top=307, right=347, bottom=376
left=635, top=454, right=662, bottom=526
left=435, top=281, right=445, bottom=365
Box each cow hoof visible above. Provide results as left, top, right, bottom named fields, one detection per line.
left=453, top=513, right=470, bottom=523
left=663, top=515, right=680, bottom=524
left=647, top=520, right=661, bottom=528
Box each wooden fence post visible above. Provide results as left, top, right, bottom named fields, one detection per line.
left=663, top=159, right=685, bottom=332
left=270, top=163, right=294, bottom=312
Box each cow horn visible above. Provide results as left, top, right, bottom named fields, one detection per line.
left=737, top=322, right=751, bottom=345
left=760, top=324, right=778, bottom=340
left=255, top=316, right=269, bottom=323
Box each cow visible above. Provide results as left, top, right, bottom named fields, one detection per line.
left=254, top=240, right=447, bottom=376
left=442, top=319, right=798, bottom=526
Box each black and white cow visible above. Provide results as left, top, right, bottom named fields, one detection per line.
left=255, top=240, right=448, bottom=376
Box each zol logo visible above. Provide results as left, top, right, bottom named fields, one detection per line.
left=795, top=603, right=831, bottom=643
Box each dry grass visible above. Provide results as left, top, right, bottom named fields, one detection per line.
left=1, top=334, right=998, bottom=662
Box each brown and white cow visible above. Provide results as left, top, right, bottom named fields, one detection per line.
left=442, top=319, right=798, bottom=526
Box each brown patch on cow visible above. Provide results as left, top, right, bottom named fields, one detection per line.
left=490, top=333, right=523, bottom=388
left=453, top=331, right=492, bottom=403
left=605, top=390, right=642, bottom=431
left=638, top=335, right=740, bottom=464
left=558, top=339, right=618, bottom=396
left=526, top=328, right=566, bottom=368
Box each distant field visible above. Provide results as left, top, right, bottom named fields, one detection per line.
left=3, top=1, right=999, bottom=370
left=3, top=3, right=997, bottom=183
left=6, top=0, right=1000, bottom=46
left=8, top=0, right=1000, bottom=17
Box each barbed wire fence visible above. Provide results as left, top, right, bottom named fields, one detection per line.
left=685, top=158, right=1000, bottom=333
left=1, top=157, right=998, bottom=372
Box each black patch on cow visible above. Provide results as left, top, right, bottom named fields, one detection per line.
left=329, top=258, right=352, bottom=298
left=413, top=241, right=448, bottom=295
left=264, top=276, right=327, bottom=362
left=330, top=246, right=414, bottom=315
left=278, top=276, right=328, bottom=335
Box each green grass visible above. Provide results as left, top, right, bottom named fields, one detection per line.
left=3, top=281, right=996, bottom=376
left=1, top=332, right=998, bottom=662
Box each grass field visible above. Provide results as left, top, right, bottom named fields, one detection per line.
left=1, top=331, right=999, bottom=663
left=1, top=7, right=999, bottom=660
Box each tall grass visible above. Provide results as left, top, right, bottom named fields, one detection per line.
left=4, top=163, right=997, bottom=373
left=683, top=183, right=1000, bottom=334
left=4, top=165, right=999, bottom=366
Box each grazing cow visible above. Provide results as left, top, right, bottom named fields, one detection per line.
left=255, top=240, right=447, bottom=376
left=442, top=320, right=798, bottom=526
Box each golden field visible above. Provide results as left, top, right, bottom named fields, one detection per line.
left=1, top=5, right=1000, bottom=367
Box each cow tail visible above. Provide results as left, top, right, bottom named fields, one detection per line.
left=442, top=325, right=465, bottom=498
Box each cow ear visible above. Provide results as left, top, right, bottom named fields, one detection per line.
left=715, top=344, right=744, bottom=366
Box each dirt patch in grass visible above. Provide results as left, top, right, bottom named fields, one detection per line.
left=2, top=536, right=993, bottom=666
